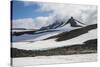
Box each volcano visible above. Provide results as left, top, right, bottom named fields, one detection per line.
left=39, top=17, right=85, bottom=31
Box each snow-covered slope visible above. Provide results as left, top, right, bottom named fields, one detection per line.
left=12, top=28, right=97, bottom=50
left=12, top=30, right=63, bottom=42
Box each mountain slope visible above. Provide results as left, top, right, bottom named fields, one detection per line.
left=12, top=24, right=97, bottom=50
left=11, top=39, right=97, bottom=58
left=44, top=24, right=97, bottom=41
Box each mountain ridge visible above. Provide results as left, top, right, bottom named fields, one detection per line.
left=39, top=17, right=85, bottom=31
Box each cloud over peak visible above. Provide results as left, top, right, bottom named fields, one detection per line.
left=12, top=2, right=97, bottom=29
left=38, top=3, right=97, bottom=24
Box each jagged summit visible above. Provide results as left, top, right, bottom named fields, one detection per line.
left=66, top=17, right=85, bottom=27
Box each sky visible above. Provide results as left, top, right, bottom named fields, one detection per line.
left=12, top=1, right=50, bottom=20
left=12, top=1, right=97, bottom=29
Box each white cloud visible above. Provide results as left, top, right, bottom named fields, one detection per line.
left=38, top=3, right=97, bottom=25
left=33, top=16, right=49, bottom=28
left=23, top=1, right=36, bottom=6
left=13, top=18, right=35, bottom=29
left=12, top=17, right=49, bottom=29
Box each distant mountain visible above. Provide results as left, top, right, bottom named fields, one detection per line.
left=12, top=28, right=27, bottom=30
left=39, top=17, right=85, bottom=31
left=12, top=17, right=85, bottom=36
left=11, top=29, right=36, bottom=36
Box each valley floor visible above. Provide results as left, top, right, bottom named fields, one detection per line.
left=12, top=53, right=97, bottom=67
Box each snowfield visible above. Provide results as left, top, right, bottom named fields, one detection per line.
left=12, top=29, right=97, bottom=50
left=12, top=53, right=97, bottom=67
left=12, top=30, right=62, bottom=42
